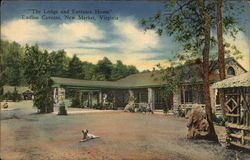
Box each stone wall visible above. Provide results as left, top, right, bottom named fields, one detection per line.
left=53, top=87, right=65, bottom=104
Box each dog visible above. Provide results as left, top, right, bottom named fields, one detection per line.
left=80, top=129, right=100, bottom=142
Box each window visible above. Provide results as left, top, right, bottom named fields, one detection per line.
left=138, top=92, right=147, bottom=103
left=155, top=89, right=165, bottom=104
left=181, top=87, right=193, bottom=103
left=216, top=91, right=220, bottom=104
left=227, top=67, right=235, bottom=76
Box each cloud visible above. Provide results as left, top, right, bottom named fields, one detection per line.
left=1, top=20, right=104, bottom=48
left=1, top=19, right=48, bottom=44
left=53, top=22, right=105, bottom=45
left=113, top=18, right=160, bottom=53
left=224, top=32, right=250, bottom=71
left=2, top=18, right=248, bottom=71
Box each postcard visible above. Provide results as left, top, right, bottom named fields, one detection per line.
left=1, top=1, right=250, bottom=160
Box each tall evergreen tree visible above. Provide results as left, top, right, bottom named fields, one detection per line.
left=68, top=54, right=83, bottom=79
left=49, top=50, right=69, bottom=77
left=95, top=57, right=113, bottom=80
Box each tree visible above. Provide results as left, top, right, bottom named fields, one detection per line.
left=82, top=61, right=96, bottom=80
left=215, top=0, right=244, bottom=114
left=68, top=54, right=83, bottom=79
left=23, top=45, right=53, bottom=113
left=127, top=65, right=139, bottom=75
left=141, top=0, right=217, bottom=141
left=216, top=0, right=228, bottom=116
left=0, top=40, right=25, bottom=87
left=95, top=57, right=113, bottom=80
left=141, top=0, right=244, bottom=141
left=198, top=0, right=217, bottom=141
left=111, top=60, right=127, bottom=80
left=49, top=50, right=69, bottom=77
left=110, top=60, right=139, bottom=80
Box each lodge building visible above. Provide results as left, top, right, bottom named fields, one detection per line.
left=51, top=57, right=247, bottom=113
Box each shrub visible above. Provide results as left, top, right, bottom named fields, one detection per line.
left=4, top=91, right=12, bottom=101
left=212, top=113, right=226, bottom=126
left=93, top=104, right=102, bottom=110
left=11, top=88, right=22, bottom=102
left=135, top=103, right=153, bottom=113
left=163, top=107, right=169, bottom=114
left=70, top=92, right=82, bottom=108
left=58, top=103, right=67, bottom=115
left=2, top=90, right=22, bottom=102
left=174, top=107, right=185, bottom=117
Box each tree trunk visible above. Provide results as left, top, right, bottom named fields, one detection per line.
left=216, top=0, right=226, bottom=115
left=199, top=0, right=219, bottom=142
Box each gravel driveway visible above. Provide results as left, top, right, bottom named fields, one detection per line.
left=1, top=101, right=250, bottom=160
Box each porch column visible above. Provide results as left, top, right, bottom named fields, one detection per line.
left=128, top=89, right=134, bottom=102
left=173, top=88, right=181, bottom=111
left=148, top=88, right=155, bottom=110
left=98, top=91, right=103, bottom=106
left=88, top=91, right=93, bottom=107
left=79, top=90, right=83, bottom=108
left=58, top=88, right=65, bottom=103
left=210, top=87, right=216, bottom=113
left=53, top=88, right=57, bottom=103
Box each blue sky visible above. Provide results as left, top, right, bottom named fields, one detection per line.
left=1, top=1, right=249, bottom=71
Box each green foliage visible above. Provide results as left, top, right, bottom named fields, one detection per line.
left=141, top=69, right=151, bottom=73
left=212, top=113, right=226, bottom=126
left=23, top=45, right=53, bottom=113
left=95, top=57, right=113, bottom=80
left=49, top=50, right=69, bottom=77
left=174, top=107, right=185, bottom=117
left=2, top=89, right=22, bottom=102
left=111, top=61, right=139, bottom=80
left=1, top=40, right=139, bottom=89
left=58, top=103, right=67, bottom=115
left=68, top=54, right=83, bottom=79
left=11, top=88, right=22, bottom=102
left=163, top=107, right=169, bottom=114
left=93, top=103, right=113, bottom=110
left=3, top=91, right=12, bottom=101
left=0, top=40, right=25, bottom=87
left=155, top=61, right=201, bottom=103
left=141, top=0, right=244, bottom=62
left=136, top=104, right=153, bottom=113
left=70, top=91, right=82, bottom=108
left=65, top=89, right=77, bottom=99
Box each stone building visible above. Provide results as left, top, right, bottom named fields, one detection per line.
left=51, top=57, right=247, bottom=112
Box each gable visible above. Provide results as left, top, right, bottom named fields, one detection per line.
left=225, top=59, right=247, bottom=78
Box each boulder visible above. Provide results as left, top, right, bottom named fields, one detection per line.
left=124, top=102, right=135, bottom=112
left=187, top=105, right=209, bottom=139
left=3, top=102, right=8, bottom=109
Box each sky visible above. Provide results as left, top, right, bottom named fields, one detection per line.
left=1, top=1, right=249, bottom=71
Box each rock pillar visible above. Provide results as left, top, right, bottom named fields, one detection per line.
left=148, top=88, right=155, bottom=110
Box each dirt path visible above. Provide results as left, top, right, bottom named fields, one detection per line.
left=1, top=103, right=250, bottom=160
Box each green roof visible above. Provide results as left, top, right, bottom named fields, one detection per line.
left=51, top=72, right=163, bottom=89
left=52, top=58, right=247, bottom=89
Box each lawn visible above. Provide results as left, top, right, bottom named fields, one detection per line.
left=1, top=102, right=249, bottom=160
